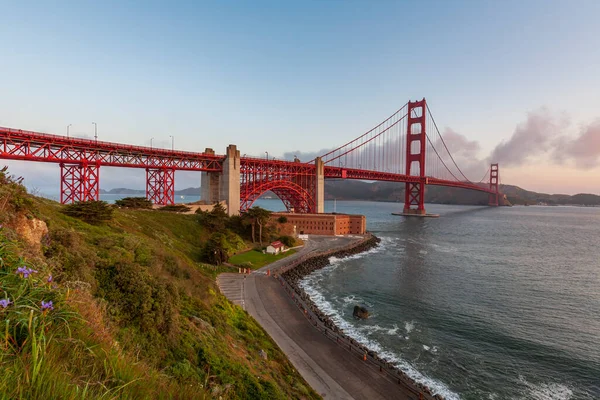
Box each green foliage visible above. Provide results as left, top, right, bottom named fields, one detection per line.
left=159, top=204, right=192, bottom=212
left=62, top=200, right=114, bottom=224
left=0, top=175, right=320, bottom=400
left=0, top=166, right=36, bottom=217
left=196, top=203, right=228, bottom=231
left=95, top=261, right=179, bottom=336
left=115, top=197, right=152, bottom=209
left=243, top=207, right=272, bottom=246
left=202, top=231, right=245, bottom=265
left=277, top=216, right=288, bottom=224
left=278, top=235, right=295, bottom=248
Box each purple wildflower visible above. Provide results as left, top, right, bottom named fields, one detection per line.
left=0, top=299, right=11, bottom=309
left=16, top=266, right=38, bottom=278
left=47, top=274, right=53, bottom=283
left=41, top=301, right=54, bottom=311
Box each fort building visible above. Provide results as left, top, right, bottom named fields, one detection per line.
left=271, top=212, right=366, bottom=236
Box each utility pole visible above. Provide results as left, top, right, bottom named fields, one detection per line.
left=92, top=122, right=97, bottom=141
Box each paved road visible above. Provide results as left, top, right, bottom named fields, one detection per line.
left=217, top=235, right=360, bottom=310
left=218, top=236, right=420, bottom=400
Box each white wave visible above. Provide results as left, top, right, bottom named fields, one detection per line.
left=432, top=346, right=438, bottom=353
left=327, top=236, right=392, bottom=264
left=430, top=243, right=458, bottom=254
left=419, top=250, right=428, bottom=255
left=358, top=325, right=387, bottom=334
left=517, top=376, right=573, bottom=400
left=387, top=324, right=400, bottom=335
left=423, top=345, right=431, bottom=351
left=405, top=321, right=415, bottom=334
left=404, top=336, right=409, bottom=340
left=299, top=280, right=460, bottom=400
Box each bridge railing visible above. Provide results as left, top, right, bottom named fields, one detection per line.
left=0, top=126, right=226, bottom=159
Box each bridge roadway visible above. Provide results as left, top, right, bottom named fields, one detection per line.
left=217, top=236, right=422, bottom=400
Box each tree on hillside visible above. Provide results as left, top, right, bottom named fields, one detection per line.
left=203, top=232, right=229, bottom=265
left=196, top=202, right=228, bottom=231
left=245, top=206, right=272, bottom=247
left=115, top=197, right=152, bottom=209
left=62, top=201, right=114, bottom=224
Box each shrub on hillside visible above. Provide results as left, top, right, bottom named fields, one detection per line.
left=278, top=235, right=295, bottom=247
left=277, top=215, right=288, bottom=224
left=0, top=166, right=35, bottom=216
left=62, top=200, right=114, bottom=224
left=202, top=231, right=245, bottom=265
left=196, top=202, right=228, bottom=230
left=115, top=197, right=152, bottom=209
left=95, top=260, right=179, bottom=335
left=159, top=204, right=192, bottom=213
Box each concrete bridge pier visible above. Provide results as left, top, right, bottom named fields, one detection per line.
left=201, top=148, right=220, bottom=204
left=201, top=145, right=240, bottom=216
left=315, top=157, right=324, bottom=213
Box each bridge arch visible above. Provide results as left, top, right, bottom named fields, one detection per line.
left=240, top=179, right=315, bottom=213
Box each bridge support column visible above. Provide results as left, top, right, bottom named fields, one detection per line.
left=146, top=167, right=175, bottom=205
left=200, top=148, right=221, bottom=204
left=315, top=157, right=325, bottom=213
left=489, top=163, right=499, bottom=206
left=403, top=99, right=427, bottom=215
left=220, top=144, right=240, bottom=216
left=60, top=162, right=100, bottom=204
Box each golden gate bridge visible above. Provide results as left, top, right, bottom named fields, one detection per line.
left=0, top=98, right=500, bottom=215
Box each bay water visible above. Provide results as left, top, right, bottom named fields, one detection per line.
left=259, top=200, right=600, bottom=400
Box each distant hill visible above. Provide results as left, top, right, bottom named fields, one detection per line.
left=99, top=182, right=600, bottom=206
left=100, top=187, right=201, bottom=195
left=323, top=180, right=600, bottom=206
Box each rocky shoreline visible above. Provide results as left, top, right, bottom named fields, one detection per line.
left=280, top=234, right=445, bottom=400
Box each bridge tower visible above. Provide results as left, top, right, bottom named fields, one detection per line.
left=403, top=99, right=427, bottom=215
left=489, top=163, right=499, bottom=206
left=201, top=145, right=240, bottom=216
left=201, top=148, right=220, bottom=205
left=220, top=144, right=240, bottom=216
left=60, top=161, right=100, bottom=203
left=146, top=167, right=175, bottom=206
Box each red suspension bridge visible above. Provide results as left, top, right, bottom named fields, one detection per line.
left=0, top=98, right=500, bottom=215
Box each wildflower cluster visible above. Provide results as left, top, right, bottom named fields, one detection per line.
left=16, top=266, right=38, bottom=278
left=0, top=298, right=11, bottom=308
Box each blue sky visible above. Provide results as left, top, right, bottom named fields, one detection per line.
left=1, top=1, right=599, bottom=194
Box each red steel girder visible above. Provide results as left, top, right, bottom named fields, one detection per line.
left=60, top=162, right=100, bottom=203
left=240, top=157, right=316, bottom=213
left=0, top=127, right=224, bottom=172
left=146, top=168, right=175, bottom=206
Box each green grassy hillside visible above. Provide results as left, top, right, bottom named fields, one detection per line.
left=0, top=170, right=318, bottom=400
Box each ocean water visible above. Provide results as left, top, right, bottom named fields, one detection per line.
left=286, top=201, right=600, bottom=400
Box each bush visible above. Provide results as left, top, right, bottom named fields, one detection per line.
left=159, top=204, right=192, bottom=213
left=62, top=200, right=114, bottom=224
left=115, top=197, right=152, bottom=209
left=0, top=166, right=35, bottom=216
left=277, top=216, right=288, bottom=224
left=95, top=260, right=179, bottom=335
left=278, top=235, right=295, bottom=247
